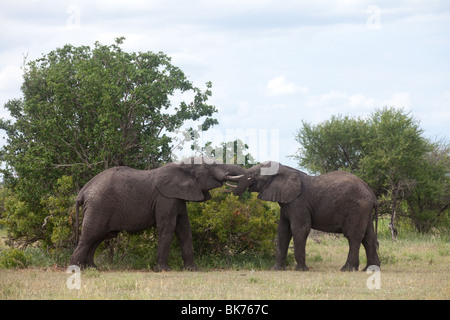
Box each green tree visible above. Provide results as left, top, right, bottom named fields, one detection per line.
left=294, top=115, right=369, bottom=174
left=0, top=37, right=218, bottom=247
left=292, top=107, right=449, bottom=235
left=360, top=108, right=432, bottom=238
left=405, top=139, right=450, bottom=233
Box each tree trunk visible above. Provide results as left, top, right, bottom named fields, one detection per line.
left=389, top=189, right=399, bottom=241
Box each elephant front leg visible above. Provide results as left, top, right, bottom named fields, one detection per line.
left=175, top=212, right=198, bottom=271
left=272, top=217, right=292, bottom=270
left=155, top=226, right=175, bottom=272
left=292, top=226, right=310, bottom=271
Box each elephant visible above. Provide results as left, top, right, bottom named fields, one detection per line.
left=70, top=157, right=245, bottom=271
left=228, top=161, right=380, bottom=272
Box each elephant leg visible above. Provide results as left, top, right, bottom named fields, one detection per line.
left=292, top=225, right=310, bottom=271
left=155, top=229, right=175, bottom=272
left=362, top=221, right=381, bottom=271
left=341, top=239, right=361, bottom=271
left=70, top=244, right=89, bottom=267
left=341, top=210, right=369, bottom=271
left=341, top=224, right=365, bottom=271
left=273, top=216, right=292, bottom=270
left=70, top=237, right=100, bottom=268
left=84, top=231, right=119, bottom=268
left=175, top=210, right=198, bottom=271
left=70, top=228, right=110, bottom=268
left=84, top=239, right=103, bottom=268
left=155, top=207, right=178, bottom=272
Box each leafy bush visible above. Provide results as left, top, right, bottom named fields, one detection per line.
left=40, top=176, right=76, bottom=249
left=0, top=248, right=31, bottom=269
left=0, top=176, right=76, bottom=249
left=188, top=188, right=279, bottom=256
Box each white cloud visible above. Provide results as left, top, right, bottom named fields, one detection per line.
left=0, top=64, right=22, bottom=91
left=266, top=76, right=308, bottom=97
left=348, top=93, right=377, bottom=109
left=382, top=92, right=411, bottom=108
left=302, top=90, right=414, bottom=124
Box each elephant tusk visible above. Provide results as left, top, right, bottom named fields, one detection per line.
left=225, top=183, right=237, bottom=188
left=225, top=174, right=244, bottom=181
left=225, top=174, right=244, bottom=182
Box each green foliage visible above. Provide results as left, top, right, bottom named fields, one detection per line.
left=360, top=107, right=430, bottom=195
left=0, top=37, right=217, bottom=248
left=40, top=176, right=76, bottom=249
left=0, top=176, right=76, bottom=248
left=295, top=115, right=369, bottom=174
left=0, top=188, right=44, bottom=247
left=188, top=188, right=279, bottom=256
left=0, top=248, right=31, bottom=269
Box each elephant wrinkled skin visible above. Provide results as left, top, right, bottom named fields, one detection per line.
left=70, top=157, right=245, bottom=271
left=230, top=161, right=381, bottom=272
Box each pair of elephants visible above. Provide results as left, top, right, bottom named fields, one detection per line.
left=70, top=157, right=380, bottom=272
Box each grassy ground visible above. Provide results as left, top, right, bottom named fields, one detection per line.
left=1, top=231, right=449, bottom=299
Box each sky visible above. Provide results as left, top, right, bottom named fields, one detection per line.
left=1, top=0, right=449, bottom=168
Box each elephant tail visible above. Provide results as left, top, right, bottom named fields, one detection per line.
left=374, top=201, right=379, bottom=250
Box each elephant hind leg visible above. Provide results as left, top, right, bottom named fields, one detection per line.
left=341, top=207, right=373, bottom=272
left=362, top=221, right=381, bottom=271
left=84, top=231, right=120, bottom=268
left=341, top=238, right=361, bottom=271
left=70, top=229, right=116, bottom=268
left=341, top=228, right=365, bottom=272
left=70, top=242, right=94, bottom=268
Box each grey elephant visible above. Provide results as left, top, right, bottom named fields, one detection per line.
left=229, top=161, right=380, bottom=271
left=70, top=157, right=245, bottom=271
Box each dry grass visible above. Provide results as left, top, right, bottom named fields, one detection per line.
left=1, top=234, right=449, bottom=300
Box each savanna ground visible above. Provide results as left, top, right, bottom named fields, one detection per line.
left=0, top=224, right=449, bottom=300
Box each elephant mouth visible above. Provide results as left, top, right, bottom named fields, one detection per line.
left=222, top=175, right=242, bottom=192
left=223, top=175, right=253, bottom=195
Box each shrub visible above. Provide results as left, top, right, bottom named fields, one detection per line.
left=0, top=248, right=31, bottom=269
left=188, top=188, right=279, bottom=256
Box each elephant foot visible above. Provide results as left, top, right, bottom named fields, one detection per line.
left=71, top=260, right=97, bottom=270
left=340, top=263, right=359, bottom=272
left=271, top=263, right=286, bottom=271
left=183, top=263, right=199, bottom=272
left=154, top=264, right=172, bottom=272
left=362, top=264, right=381, bottom=272
left=295, top=264, right=310, bottom=271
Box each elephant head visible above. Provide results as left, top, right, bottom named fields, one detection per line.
left=156, top=156, right=246, bottom=202
left=229, top=161, right=303, bottom=204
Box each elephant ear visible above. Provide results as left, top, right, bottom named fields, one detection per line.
left=258, top=167, right=302, bottom=204
left=156, top=165, right=205, bottom=202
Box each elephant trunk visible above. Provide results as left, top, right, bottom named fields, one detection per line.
left=232, top=174, right=253, bottom=196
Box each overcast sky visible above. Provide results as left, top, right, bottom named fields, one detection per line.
left=1, top=0, right=449, bottom=167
